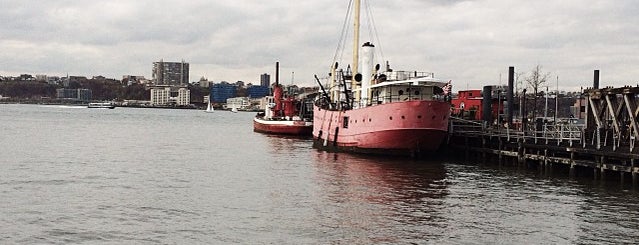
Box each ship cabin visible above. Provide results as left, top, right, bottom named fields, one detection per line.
left=364, top=71, right=447, bottom=106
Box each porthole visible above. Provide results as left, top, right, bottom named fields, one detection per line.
left=401, top=116, right=405, bottom=119
left=390, top=116, right=393, bottom=120
left=369, top=118, right=371, bottom=122
left=417, top=115, right=422, bottom=119
left=432, top=116, right=436, bottom=120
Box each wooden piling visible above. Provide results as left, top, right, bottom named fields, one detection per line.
left=569, top=152, right=576, bottom=178
left=464, top=136, right=469, bottom=162
left=600, top=156, right=606, bottom=181
left=632, top=159, right=637, bottom=186
left=498, top=137, right=503, bottom=166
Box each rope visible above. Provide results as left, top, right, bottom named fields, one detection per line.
left=331, top=0, right=385, bottom=71
left=332, top=0, right=354, bottom=66
left=364, top=0, right=385, bottom=64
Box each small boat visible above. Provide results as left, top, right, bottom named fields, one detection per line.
left=205, top=99, right=214, bottom=113
left=312, top=0, right=452, bottom=156
left=253, top=62, right=313, bottom=136
left=87, top=102, right=115, bottom=109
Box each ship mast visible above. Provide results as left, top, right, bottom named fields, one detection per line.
left=352, top=0, right=361, bottom=104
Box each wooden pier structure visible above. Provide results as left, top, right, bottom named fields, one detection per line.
left=446, top=69, right=639, bottom=184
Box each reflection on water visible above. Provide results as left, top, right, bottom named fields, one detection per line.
left=262, top=134, right=314, bottom=155
left=310, top=152, right=449, bottom=243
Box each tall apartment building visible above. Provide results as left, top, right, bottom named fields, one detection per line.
left=152, top=60, right=189, bottom=85
left=260, top=73, right=270, bottom=87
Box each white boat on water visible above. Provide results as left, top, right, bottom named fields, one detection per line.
left=205, top=100, right=214, bottom=113
left=87, top=102, right=115, bottom=109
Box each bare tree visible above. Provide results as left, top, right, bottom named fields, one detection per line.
left=525, top=65, right=550, bottom=118
left=515, top=71, right=526, bottom=96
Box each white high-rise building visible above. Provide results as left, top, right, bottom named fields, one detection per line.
left=150, top=86, right=170, bottom=105
left=175, top=87, right=190, bottom=106
left=150, top=85, right=190, bottom=106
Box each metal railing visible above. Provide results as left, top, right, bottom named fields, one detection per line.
left=379, top=71, right=434, bottom=80
left=450, top=117, right=585, bottom=145
left=540, top=123, right=583, bottom=141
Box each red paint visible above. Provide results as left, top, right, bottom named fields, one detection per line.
left=273, top=85, right=284, bottom=113
left=253, top=84, right=313, bottom=136
left=253, top=117, right=312, bottom=136
left=272, top=84, right=300, bottom=117
left=451, top=89, right=503, bottom=120
left=313, top=100, right=450, bottom=154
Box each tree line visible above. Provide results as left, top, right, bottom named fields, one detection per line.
left=0, top=77, right=217, bottom=104
left=0, top=78, right=148, bottom=101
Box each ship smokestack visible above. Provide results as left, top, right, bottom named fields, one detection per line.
left=507, top=66, right=514, bottom=126
left=593, top=70, right=599, bottom=89
left=275, top=62, right=279, bottom=86
left=482, top=86, right=493, bottom=124
left=360, top=42, right=375, bottom=106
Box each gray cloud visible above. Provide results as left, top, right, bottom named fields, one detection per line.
left=0, top=0, right=638, bottom=91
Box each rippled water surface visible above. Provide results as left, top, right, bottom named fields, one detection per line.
left=1, top=104, right=638, bottom=244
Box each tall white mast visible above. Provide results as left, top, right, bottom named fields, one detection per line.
left=352, top=0, right=361, bottom=104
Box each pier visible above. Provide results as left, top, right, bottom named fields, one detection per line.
left=446, top=69, right=639, bottom=185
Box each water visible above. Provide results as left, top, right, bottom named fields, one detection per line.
left=1, top=104, right=639, bottom=244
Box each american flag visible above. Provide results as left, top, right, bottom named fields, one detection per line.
left=443, top=80, right=452, bottom=95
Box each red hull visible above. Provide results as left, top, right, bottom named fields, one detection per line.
left=253, top=117, right=313, bottom=136
left=313, top=100, right=450, bottom=156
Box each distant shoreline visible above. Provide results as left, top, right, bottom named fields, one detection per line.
left=0, top=100, right=198, bottom=109
left=0, top=101, right=261, bottom=112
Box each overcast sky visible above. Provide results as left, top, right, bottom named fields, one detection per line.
left=1, top=0, right=638, bottom=91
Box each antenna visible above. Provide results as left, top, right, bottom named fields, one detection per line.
left=555, top=75, right=559, bottom=122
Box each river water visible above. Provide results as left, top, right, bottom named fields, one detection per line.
left=1, top=104, right=638, bottom=244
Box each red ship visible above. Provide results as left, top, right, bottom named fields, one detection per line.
left=254, top=62, right=313, bottom=136
left=312, top=0, right=452, bottom=156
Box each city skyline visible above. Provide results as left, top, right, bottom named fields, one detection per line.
left=1, top=0, right=638, bottom=91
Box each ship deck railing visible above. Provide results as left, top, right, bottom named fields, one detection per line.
left=338, top=93, right=449, bottom=109
left=379, top=71, right=434, bottom=80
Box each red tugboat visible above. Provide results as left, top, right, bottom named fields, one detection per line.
left=253, top=62, right=313, bottom=136
left=312, top=0, right=452, bottom=156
